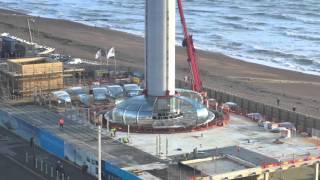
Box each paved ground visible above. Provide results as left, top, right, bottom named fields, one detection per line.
left=187, top=158, right=248, bottom=175
left=1, top=102, right=319, bottom=180
left=116, top=114, right=319, bottom=162
left=0, top=126, right=96, bottom=180
left=0, top=154, right=43, bottom=180
left=0, top=103, right=168, bottom=179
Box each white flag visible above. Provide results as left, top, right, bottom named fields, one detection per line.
left=95, top=49, right=102, bottom=59
left=106, top=47, right=115, bottom=60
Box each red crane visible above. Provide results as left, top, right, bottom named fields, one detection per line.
left=177, top=0, right=204, bottom=94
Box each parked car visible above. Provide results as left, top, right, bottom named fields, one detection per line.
left=92, top=87, right=110, bottom=102
left=103, top=85, right=125, bottom=104
left=51, top=90, right=71, bottom=104
left=105, top=85, right=124, bottom=98
left=122, top=84, right=142, bottom=97
left=66, top=87, right=90, bottom=106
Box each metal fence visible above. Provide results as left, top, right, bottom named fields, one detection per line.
left=176, top=79, right=320, bottom=134
left=311, top=128, right=320, bottom=138
left=25, top=150, right=71, bottom=180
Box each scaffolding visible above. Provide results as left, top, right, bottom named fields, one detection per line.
left=0, top=57, right=64, bottom=97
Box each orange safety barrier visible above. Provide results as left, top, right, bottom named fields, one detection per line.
left=261, top=156, right=320, bottom=169
left=261, top=163, right=274, bottom=169
left=304, top=156, right=316, bottom=161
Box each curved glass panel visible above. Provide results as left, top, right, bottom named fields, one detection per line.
left=197, top=107, right=210, bottom=123
left=123, top=110, right=137, bottom=124
left=112, top=108, right=124, bottom=123
left=107, top=93, right=215, bottom=128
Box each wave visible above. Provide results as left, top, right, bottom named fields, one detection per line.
left=302, top=12, right=320, bottom=18
left=248, top=46, right=296, bottom=58
left=245, top=46, right=320, bottom=71
left=292, top=58, right=315, bottom=66
left=188, top=7, right=215, bottom=14
left=219, top=15, right=243, bottom=21
left=215, top=21, right=262, bottom=31
left=209, top=34, right=223, bottom=40
left=1, top=0, right=320, bottom=76
left=251, top=11, right=320, bottom=24
left=27, top=2, right=59, bottom=6
left=82, top=18, right=110, bottom=22
left=284, top=31, right=320, bottom=42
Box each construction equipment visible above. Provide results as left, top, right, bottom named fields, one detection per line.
left=177, top=0, right=207, bottom=102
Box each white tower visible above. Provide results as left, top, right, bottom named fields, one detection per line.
left=145, top=0, right=176, bottom=97
left=106, top=0, right=215, bottom=132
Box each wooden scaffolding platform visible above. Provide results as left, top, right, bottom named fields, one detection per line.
left=0, top=57, right=64, bottom=96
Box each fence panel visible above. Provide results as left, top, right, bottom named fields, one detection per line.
left=256, top=103, right=264, bottom=115
left=296, top=115, right=306, bottom=132
left=103, top=161, right=141, bottom=180
left=250, top=101, right=255, bottom=114
left=305, top=117, right=315, bottom=134
left=271, top=107, right=280, bottom=122
left=234, top=96, right=242, bottom=109
left=222, top=93, right=228, bottom=103
left=38, top=129, right=65, bottom=159
left=314, top=118, right=320, bottom=131
left=242, top=99, right=249, bottom=114
left=288, top=111, right=297, bottom=125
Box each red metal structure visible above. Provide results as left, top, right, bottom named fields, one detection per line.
left=177, top=0, right=203, bottom=93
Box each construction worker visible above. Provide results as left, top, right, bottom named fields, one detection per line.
left=114, top=128, right=117, bottom=137
left=122, top=137, right=129, bottom=143
left=111, top=128, right=116, bottom=137
left=59, top=118, right=65, bottom=128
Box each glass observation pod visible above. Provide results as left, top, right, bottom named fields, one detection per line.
left=104, top=90, right=215, bottom=129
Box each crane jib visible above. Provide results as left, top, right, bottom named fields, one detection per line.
left=177, top=0, right=203, bottom=93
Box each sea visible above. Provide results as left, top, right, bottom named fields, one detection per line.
left=1, top=0, right=319, bottom=75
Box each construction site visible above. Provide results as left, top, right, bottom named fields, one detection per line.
left=1, top=1, right=320, bottom=180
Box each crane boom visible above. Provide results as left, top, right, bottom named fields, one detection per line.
left=177, top=0, right=203, bottom=93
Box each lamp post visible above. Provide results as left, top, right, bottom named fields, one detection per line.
left=98, top=125, right=101, bottom=180
left=97, top=115, right=102, bottom=180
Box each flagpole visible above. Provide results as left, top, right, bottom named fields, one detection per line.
left=100, top=55, right=102, bottom=70
left=106, top=47, right=116, bottom=72
left=106, top=52, right=109, bottom=67
left=114, top=56, right=116, bottom=72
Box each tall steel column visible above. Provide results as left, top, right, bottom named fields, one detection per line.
left=145, top=0, right=175, bottom=97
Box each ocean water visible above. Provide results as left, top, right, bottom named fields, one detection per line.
left=1, top=0, right=320, bottom=75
